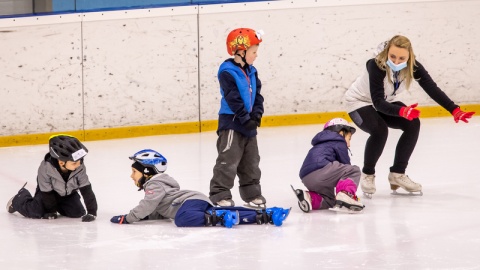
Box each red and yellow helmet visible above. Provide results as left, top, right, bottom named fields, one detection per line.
left=226, top=28, right=263, bottom=56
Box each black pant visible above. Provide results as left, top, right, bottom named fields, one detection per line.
left=348, top=103, right=420, bottom=175
left=12, top=186, right=86, bottom=219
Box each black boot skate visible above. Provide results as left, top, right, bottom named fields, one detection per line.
left=6, top=182, right=27, bottom=214
left=290, top=185, right=312, bottom=213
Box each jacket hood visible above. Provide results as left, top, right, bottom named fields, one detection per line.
left=149, top=173, right=180, bottom=189
left=311, top=130, right=346, bottom=146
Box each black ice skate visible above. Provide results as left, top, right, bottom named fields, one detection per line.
left=290, top=185, right=312, bottom=213
left=6, top=182, right=27, bottom=214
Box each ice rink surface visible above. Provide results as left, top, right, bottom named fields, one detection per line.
left=1, top=117, right=479, bottom=270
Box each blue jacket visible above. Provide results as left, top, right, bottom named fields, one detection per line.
left=217, top=59, right=264, bottom=138
left=299, top=130, right=351, bottom=179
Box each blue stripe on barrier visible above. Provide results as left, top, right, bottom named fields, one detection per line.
left=0, top=0, right=270, bottom=18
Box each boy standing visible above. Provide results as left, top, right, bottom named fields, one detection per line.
left=292, top=118, right=365, bottom=213
left=7, top=134, right=97, bottom=222
left=110, top=149, right=290, bottom=228
left=209, top=28, right=266, bottom=208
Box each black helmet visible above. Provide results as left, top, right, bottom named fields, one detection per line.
left=49, top=134, right=88, bottom=162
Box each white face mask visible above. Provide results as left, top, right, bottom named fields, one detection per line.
left=387, top=59, right=407, bottom=72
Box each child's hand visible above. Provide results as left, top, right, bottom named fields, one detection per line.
left=42, top=213, right=58, bottom=219
left=250, top=113, right=262, bottom=127
left=81, top=214, right=96, bottom=222
left=110, top=215, right=129, bottom=224
left=244, top=119, right=258, bottom=130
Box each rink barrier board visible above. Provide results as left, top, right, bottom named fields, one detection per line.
left=0, top=104, right=478, bottom=147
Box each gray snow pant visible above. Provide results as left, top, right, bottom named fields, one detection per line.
left=301, top=161, right=360, bottom=209
left=209, top=129, right=262, bottom=205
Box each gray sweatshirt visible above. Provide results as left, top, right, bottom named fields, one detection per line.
left=126, top=173, right=212, bottom=223
left=36, top=154, right=97, bottom=215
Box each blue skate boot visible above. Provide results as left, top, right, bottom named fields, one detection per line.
left=205, top=209, right=240, bottom=228
left=256, top=207, right=291, bottom=226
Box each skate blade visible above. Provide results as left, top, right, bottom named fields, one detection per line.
left=243, top=203, right=266, bottom=210
left=363, top=192, right=373, bottom=199
left=391, top=190, right=423, bottom=196
left=329, top=206, right=363, bottom=214
left=291, top=185, right=311, bottom=213
left=290, top=185, right=301, bottom=198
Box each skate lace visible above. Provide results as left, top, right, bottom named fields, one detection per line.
left=399, top=174, right=418, bottom=185
left=364, top=174, right=375, bottom=183
left=344, top=191, right=360, bottom=202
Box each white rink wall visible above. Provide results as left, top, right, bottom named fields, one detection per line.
left=1, top=0, right=479, bottom=136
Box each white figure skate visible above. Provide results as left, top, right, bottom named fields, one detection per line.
left=329, top=191, right=365, bottom=214
left=388, top=172, right=423, bottom=196
left=360, top=174, right=376, bottom=199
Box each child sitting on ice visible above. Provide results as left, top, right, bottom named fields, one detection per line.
left=292, top=118, right=364, bottom=213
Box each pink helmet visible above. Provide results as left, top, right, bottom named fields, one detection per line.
left=323, top=118, right=356, bottom=134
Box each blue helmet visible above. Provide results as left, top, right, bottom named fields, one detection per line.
left=129, top=149, right=167, bottom=174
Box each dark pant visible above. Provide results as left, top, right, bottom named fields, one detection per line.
left=174, top=199, right=259, bottom=227
left=209, top=129, right=262, bottom=204
left=349, top=103, right=420, bottom=175
left=12, top=186, right=86, bottom=219
left=301, top=161, right=361, bottom=209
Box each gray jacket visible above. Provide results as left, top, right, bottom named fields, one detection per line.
left=37, top=158, right=91, bottom=196
left=126, top=173, right=212, bottom=223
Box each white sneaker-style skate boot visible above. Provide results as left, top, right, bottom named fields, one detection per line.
left=244, top=195, right=266, bottom=209
left=330, top=191, right=365, bottom=214
left=215, top=199, right=235, bottom=207
left=360, top=174, right=376, bottom=198
left=6, top=196, right=15, bottom=213
left=388, top=172, right=423, bottom=196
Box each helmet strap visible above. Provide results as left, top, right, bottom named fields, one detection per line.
left=234, top=50, right=248, bottom=68
left=59, top=160, right=71, bottom=172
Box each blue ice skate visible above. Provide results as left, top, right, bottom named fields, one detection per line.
left=206, top=209, right=240, bottom=228
left=265, top=207, right=291, bottom=226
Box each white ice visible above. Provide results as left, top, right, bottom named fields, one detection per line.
left=1, top=117, right=479, bottom=269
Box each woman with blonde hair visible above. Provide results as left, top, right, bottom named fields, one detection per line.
left=344, top=35, right=475, bottom=198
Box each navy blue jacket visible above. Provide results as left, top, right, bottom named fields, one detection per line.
left=217, top=59, right=264, bottom=138
left=299, top=130, right=351, bottom=179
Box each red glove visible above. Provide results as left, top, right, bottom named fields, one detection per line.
left=399, top=103, right=420, bottom=121
left=452, top=107, right=475, bottom=123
